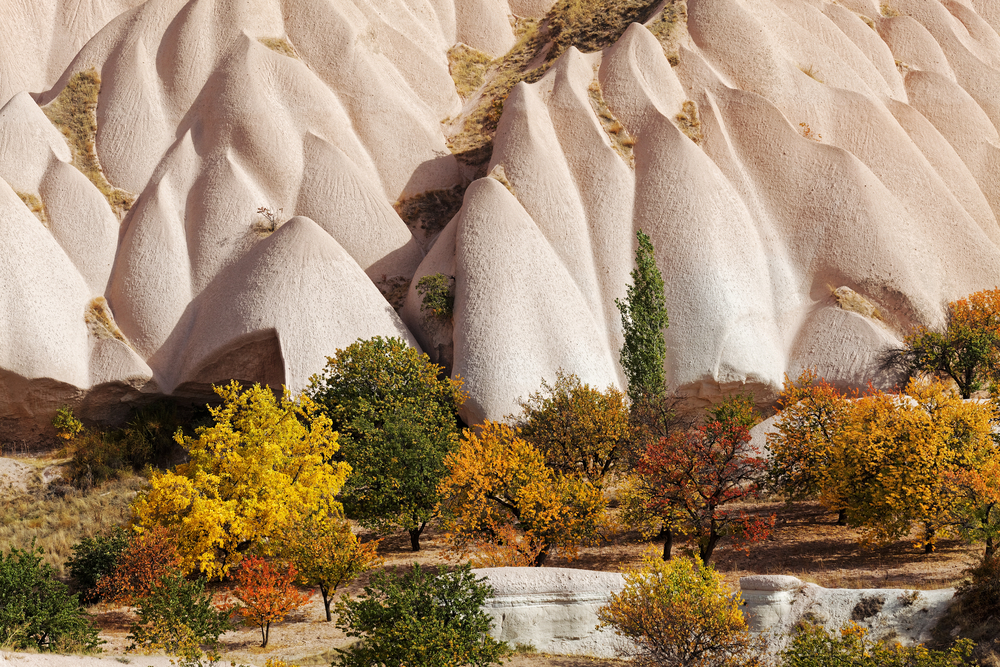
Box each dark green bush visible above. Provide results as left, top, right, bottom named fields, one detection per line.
left=128, top=572, right=234, bottom=660
left=66, top=525, right=130, bottom=602
left=334, top=564, right=509, bottom=667
left=783, top=622, right=972, bottom=667
left=0, top=543, right=102, bottom=652
left=416, top=273, right=455, bottom=321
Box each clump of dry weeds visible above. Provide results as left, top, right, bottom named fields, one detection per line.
left=675, top=100, right=702, bottom=145
left=43, top=69, right=135, bottom=218
left=394, top=185, right=466, bottom=243
left=587, top=78, right=635, bottom=167
left=259, top=36, right=299, bottom=59
left=84, top=297, right=129, bottom=344
left=448, top=44, right=494, bottom=99
left=16, top=191, right=48, bottom=227
left=647, top=0, right=688, bottom=65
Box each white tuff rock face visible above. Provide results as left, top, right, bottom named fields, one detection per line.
left=1, top=0, right=999, bottom=436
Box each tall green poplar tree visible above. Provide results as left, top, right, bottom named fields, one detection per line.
left=616, top=230, right=669, bottom=402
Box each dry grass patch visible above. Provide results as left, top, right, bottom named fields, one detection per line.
left=15, top=191, right=48, bottom=227
left=43, top=69, right=135, bottom=218
left=0, top=473, right=146, bottom=577
left=831, top=286, right=883, bottom=321
left=880, top=2, right=902, bottom=17
left=85, top=297, right=129, bottom=344
left=375, top=275, right=411, bottom=311
left=587, top=79, right=635, bottom=167
left=259, top=36, right=299, bottom=59
left=674, top=99, right=702, bottom=145
left=394, top=185, right=465, bottom=242
left=448, top=44, right=494, bottom=99
left=648, top=0, right=688, bottom=65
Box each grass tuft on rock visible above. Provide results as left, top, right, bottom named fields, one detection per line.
left=16, top=191, right=48, bottom=227
left=84, top=297, right=130, bottom=344
left=648, top=0, right=688, bottom=65
left=587, top=79, right=635, bottom=166
left=259, top=36, right=299, bottom=59
left=674, top=99, right=702, bottom=145
left=394, top=185, right=466, bottom=243
left=448, top=44, right=494, bottom=99
left=43, top=69, right=135, bottom=218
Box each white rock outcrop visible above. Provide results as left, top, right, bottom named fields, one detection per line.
left=1, top=0, right=1000, bottom=434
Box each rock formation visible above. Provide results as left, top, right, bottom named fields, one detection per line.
left=1, top=0, right=1000, bottom=437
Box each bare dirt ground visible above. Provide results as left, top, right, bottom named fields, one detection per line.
left=81, top=500, right=979, bottom=666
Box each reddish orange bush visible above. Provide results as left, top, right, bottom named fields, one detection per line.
left=95, top=526, right=181, bottom=605
left=233, top=556, right=310, bottom=647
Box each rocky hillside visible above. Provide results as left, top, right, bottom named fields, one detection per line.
left=1, top=0, right=998, bottom=438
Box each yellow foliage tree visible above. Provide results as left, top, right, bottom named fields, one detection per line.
left=837, top=378, right=999, bottom=552
left=438, top=421, right=606, bottom=566
left=598, top=553, right=766, bottom=667
left=131, top=382, right=349, bottom=579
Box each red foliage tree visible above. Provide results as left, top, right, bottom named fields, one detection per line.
left=233, top=556, right=310, bottom=648
left=635, top=396, right=773, bottom=564
left=95, top=526, right=182, bottom=605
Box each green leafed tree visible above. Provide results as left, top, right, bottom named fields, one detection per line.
left=307, top=336, right=467, bottom=551
left=334, top=564, right=510, bottom=667
left=616, top=229, right=669, bottom=402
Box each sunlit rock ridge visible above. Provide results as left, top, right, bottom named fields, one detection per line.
left=1, top=0, right=998, bottom=438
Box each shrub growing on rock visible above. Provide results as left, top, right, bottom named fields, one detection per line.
left=783, top=622, right=972, bottom=667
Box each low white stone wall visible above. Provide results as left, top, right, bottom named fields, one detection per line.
left=473, top=567, right=626, bottom=658
left=474, top=568, right=956, bottom=659
left=740, top=575, right=954, bottom=649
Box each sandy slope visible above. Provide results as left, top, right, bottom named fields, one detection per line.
left=1, top=0, right=999, bottom=434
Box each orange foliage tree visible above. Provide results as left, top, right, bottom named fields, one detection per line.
left=767, top=371, right=853, bottom=524
left=233, top=557, right=310, bottom=648
left=438, top=421, right=606, bottom=566
left=95, top=526, right=182, bottom=605
left=279, top=513, right=380, bottom=621
left=627, top=396, right=772, bottom=564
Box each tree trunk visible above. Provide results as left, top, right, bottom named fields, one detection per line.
left=409, top=525, right=424, bottom=552
left=986, top=536, right=995, bottom=559
left=261, top=621, right=270, bottom=648
left=660, top=526, right=673, bottom=561
left=700, top=530, right=721, bottom=564
left=321, top=585, right=332, bottom=622
left=837, top=509, right=848, bottom=526
left=533, top=544, right=550, bottom=567
left=924, top=523, right=936, bottom=554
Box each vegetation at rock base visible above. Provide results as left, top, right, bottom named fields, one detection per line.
left=514, top=370, right=630, bottom=488
left=783, top=622, right=972, bottom=667
left=598, top=553, right=766, bottom=667
left=0, top=542, right=102, bottom=653
left=883, top=288, right=1000, bottom=399
left=448, top=44, right=493, bottom=99
left=394, top=186, right=466, bottom=244
left=416, top=273, right=456, bottom=321
left=307, top=336, right=466, bottom=551
left=334, top=564, right=510, bottom=667
left=131, top=382, right=348, bottom=579
left=438, top=421, right=606, bottom=566
left=15, top=190, right=48, bottom=226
